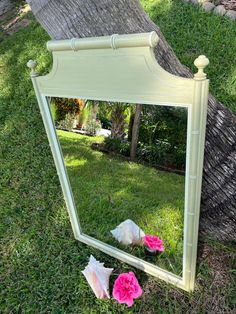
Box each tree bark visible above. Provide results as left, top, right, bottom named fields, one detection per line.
left=91, top=101, right=99, bottom=121
left=27, top=0, right=236, bottom=242
left=130, top=104, right=142, bottom=161
left=128, top=112, right=135, bottom=142
left=0, top=0, right=14, bottom=17
left=110, top=104, right=126, bottom=140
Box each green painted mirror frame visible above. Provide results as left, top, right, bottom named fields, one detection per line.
left=27, top=32, right=209, bottom=292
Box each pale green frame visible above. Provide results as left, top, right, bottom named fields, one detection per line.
left=27, top=32, right=209, bottom=292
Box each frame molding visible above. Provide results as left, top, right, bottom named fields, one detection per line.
left=27, top=32, right=209, bottom=292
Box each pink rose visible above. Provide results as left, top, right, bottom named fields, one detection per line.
left=143, top=235, right=164, bottom=252
left=112, top=272, right=142, bottom=307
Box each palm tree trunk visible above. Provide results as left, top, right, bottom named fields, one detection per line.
left=110, top=104, right=126, bottom=140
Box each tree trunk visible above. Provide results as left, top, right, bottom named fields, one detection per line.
left=0, top=0, right=14, bottom=17
left=130, top=104, right=142, bottom=161
left=110, top=104, right=126, bottom=140
left=128, top=112, right=135, bottom=142
left=27, top=0, right=236, bottom=242
left=91, top=101, right=99, bottom=121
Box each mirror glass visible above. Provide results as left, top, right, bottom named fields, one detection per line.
left=49, top=98, right=187, bottom=276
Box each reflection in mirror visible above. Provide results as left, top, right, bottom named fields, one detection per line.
left=49, top=98, right=187, bottom=276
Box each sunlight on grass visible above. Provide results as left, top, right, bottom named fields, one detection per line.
left=57, top=130, right=185, bottom=275
left=142, top=0, right=173, bottom=15
left=52, top=205, right=71, bottom=227
left=64, top=155, right=88, bottom=167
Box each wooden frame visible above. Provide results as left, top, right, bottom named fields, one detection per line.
left=27, top=32, right=209, bottom=292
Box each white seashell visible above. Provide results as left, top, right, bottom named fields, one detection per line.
left=111, top=219, right=145, bottom=245
left=81, top=255, right=113, bottom=299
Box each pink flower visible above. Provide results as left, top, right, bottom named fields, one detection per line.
left=112, top=272, right=142, bottom=307
left=143, top=235, right=164, bottom=252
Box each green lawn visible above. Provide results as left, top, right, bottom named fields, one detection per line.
left=0, top=1, right=235, bottom=313
left=58, top=130, right=184, bottom=275
left=141, top=0, right=236, bottom=113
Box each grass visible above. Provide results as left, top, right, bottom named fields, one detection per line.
left=0, top=1, right=235, bottom=313
left=58, top=130, right=184, bottom=275
left=141, top=0, right=236, bottom=113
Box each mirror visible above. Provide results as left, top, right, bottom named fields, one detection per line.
left=28, top=32, right=209, bottom=291
left=49, top=98, right=187, bottom=276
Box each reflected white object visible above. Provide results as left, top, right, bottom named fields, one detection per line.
left=81, top=255, right=113, bottom=299
left=96, top=128, right=111, bottom=137
left=111, top=219, right=145, bottom=245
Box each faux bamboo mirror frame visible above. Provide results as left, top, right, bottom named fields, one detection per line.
left=27, top=32, right=209, bottom=292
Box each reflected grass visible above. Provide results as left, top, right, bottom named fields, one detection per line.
left=58, top=130, right=185, bottom=275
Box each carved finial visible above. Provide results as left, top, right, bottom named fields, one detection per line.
left=194, top=55, right=209, bottom=80
left=27, top=59, right=38, bottom=77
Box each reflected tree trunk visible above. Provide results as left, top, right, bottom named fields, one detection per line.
left=91, top=101, right=99, bottom=121
left=110, top=104, right=126, bottom=140
left=27, top=0, right=236, bottom=241
left=130, top=104, right=142, bottom=161
left=128, top=112, right=135, bottom=142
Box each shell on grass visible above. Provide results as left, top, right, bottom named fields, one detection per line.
left=81, top=255, right=113, bottom=299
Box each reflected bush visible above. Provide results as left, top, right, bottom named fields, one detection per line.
left=85, top=119, right=102, bottom=136
left=139, top=106, right=187, bottom=149
left=52, top=98, right=83, bottom=122
left=104, top=137, right=186, bottom=171
left=137, top=142, right=186, bottom=171
left=56, top=113, right=76, bottom=131
left=104, top=137, right=130, bottom=156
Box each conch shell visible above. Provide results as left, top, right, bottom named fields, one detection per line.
left=81, top=255, right=113, bottom=299
left=111, top=219, right=145, bottom=245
